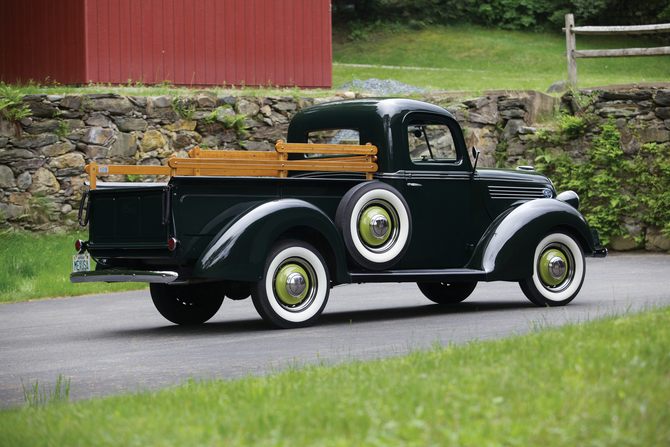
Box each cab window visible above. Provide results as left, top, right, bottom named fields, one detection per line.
left=407, top=121, right=457, bottom=163
left=305, top=129, right=360, bottom=158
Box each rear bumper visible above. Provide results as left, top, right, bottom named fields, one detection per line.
left=70, top=270, right=179, bottom=284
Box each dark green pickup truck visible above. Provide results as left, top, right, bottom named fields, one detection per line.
left=72, top=98, right=606, bottom=328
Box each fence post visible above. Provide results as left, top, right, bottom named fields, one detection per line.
left=565, top=14, right=577, bottom=88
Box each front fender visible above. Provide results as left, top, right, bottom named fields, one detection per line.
left=194, top=199, right=348, bottom=283
left=466, top=199, right=598, bottom=281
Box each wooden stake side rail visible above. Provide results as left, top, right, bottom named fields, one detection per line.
left=85, top=141, right=379, bottom=189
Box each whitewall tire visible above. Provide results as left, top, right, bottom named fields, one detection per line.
left=251, top=240, right=330, bottom=328
left=335, top=182, right=412, bottom=270
left=519, top=231, right=585, bottom=306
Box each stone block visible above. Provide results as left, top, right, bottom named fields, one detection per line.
left=10, top=135, right=57, bottom=149
left=603, top=91, right=653, bottom=101
left=197, top=96, right=216, bottom=108
left=84, top=145, right=109, bottom=159
left=28, top=167, right=60, bottom=194
left=153, top=96, right=173, bottom=108
left=547, top=81, right=568, bottom=94
left=109, top=133, right=137, bottom=157
left=0, top=202, right=25, bottom=220
left=243, top=140, right=273, bottom=151
left=502, top=119, right=524, bottom=141
left=82, top=127, right=115, bottom=146
left=9, top=192, right=31, bottom=205
left=24, top=119, right=61, bottom=135
left=638, top=127, right=670, bottom=143
left=59, top=96, right=82, bottom=110
left=164, top=120, right=197, bottom=131
left=87, top=98, right=135, bottom=115
left=67, top=120, right=86, bottom=131
left=11, top=158, right=45, bottom=171
left=140, top=130, right=167, bottom=152
left=500, top=109, right=525, bottom=119
left=655, top=107, right=670, bottom=120
left=609, top=234, right=640, bottom=251
left=236, top=100, right=260, bottom=116
left=0, top=149, right=35, bottom=161
left=655, top=90, right=670, bottom=106
left=272, top=101, right=296, bottom=112
left=27, top=102, right=58, bottom=118
left=645, top=227, right=670, bottom=251
left=49, top=152, right=85, bottom=169
left=114, top=117, right=148, bottom=132
left=86, top=114, right=113, bottom=127
left=41, top=141, right=75, bottom=157
left=0, top=137, right=7, bottom=148
left=0, top=164, right=15, bottom=188
left=17, top=172, right=32, bottom=190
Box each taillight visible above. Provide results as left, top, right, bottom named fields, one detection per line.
left=75, top=239, right=85, bottom=253
left=168, top=237, right=179, bottom=251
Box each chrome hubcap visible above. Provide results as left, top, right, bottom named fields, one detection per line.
left=548, top=256, right=566, bottom=280
left=286, top=272, right=306, bottom=298
left=369, top=214, right=389, bottom=238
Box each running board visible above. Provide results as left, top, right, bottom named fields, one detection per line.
left=349, top=268, right=487, bottom=283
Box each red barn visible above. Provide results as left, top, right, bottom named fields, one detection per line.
left=0, top=0, right=332, bottom=88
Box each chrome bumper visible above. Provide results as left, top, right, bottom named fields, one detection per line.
left=70, top=270, right=179, bottom=284
left=593, top=247, right=608, bottom=258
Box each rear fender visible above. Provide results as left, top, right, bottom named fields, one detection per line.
left=466, top=199, right=598, bottom=281
left=194, top=199, right=349, bottom=283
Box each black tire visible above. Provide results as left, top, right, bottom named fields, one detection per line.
left=150, top=283, right=224, bottom=325
left=519, top=231, right=585, bottom=306
left=417, top=281, right=477, bottom=304
left=251, top=239, right=330, bottom=329
left=335, top=182, right=412, bottom=270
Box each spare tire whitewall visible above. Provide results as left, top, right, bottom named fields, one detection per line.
left=519, top=231, right=585, bottom=306
left=336, top=182, right=412, bottom=270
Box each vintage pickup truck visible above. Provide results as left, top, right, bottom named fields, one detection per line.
left=71, top=98, right=606, bottom=328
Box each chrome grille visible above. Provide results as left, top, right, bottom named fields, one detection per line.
left=488, top=185, right=551, bottom=200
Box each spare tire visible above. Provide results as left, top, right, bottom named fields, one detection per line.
left=335, top=182, right=412, bottom=270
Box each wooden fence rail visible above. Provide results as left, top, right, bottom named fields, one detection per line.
left=563, top=13, right=670, bottom=88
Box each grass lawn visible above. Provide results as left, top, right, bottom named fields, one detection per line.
left=0, top=232, right=147, bottom=304
left=333, top=26, right=670, bottom=91
left=1, top=306, right=668, bottom=446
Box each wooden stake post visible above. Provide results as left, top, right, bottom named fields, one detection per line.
left=85, top=141, right=379, bottom=189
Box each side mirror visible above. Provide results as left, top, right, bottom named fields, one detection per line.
left=470, top=146, right=479, bottom=180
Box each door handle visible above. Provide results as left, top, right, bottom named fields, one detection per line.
left=406, top=182, right=422, bottom=187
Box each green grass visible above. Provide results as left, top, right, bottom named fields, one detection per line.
left=0, top=233, right=147, bottom=304
left=333, top=26, right=670, bottom=91
left=2, top=306, right=668, bottom=446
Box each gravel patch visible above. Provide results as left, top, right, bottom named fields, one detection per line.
left=337, top=78, right=433, bottom=96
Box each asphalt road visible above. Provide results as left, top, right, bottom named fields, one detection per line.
left=1, top=252, right=669, bottom=408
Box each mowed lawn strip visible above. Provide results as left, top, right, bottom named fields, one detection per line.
left=1, top=306, right=668, bottom=446
left=0, top=233, right=147, bottom=304
left=333, top=26, right=670, bottom=92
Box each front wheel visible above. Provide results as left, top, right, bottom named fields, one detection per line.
left=251, top=240, right=330, bottom=329
left=150, top=283, right=224, bottom=325
left=519, top=231, right=585, bottom=306
left=417, top=281, right=477, bottom=304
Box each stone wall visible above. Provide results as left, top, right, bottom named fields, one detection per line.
left=1, top=86, right=669, bottom=251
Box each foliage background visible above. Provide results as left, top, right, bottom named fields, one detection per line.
left=333, top=0, right=670, bottom=32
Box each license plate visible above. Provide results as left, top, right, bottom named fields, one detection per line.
left=72, top=254, right=91, bottom=273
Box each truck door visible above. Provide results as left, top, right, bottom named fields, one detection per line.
left=398, top=115, right=472, bottom=269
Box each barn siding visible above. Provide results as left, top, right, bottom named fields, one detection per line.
left=1, top=0, right=331, bottom=88
left=0, top=0, right=86, bottom=85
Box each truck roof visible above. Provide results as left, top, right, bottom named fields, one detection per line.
left=287, top=98, right=459, bottom=172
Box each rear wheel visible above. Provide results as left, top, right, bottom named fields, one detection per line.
left=519, top=231, right=585, bottom=306
left=417, top=281, right=477, bottom=304
left=251, top=240, right=330, bottom=329
left=150, top=283, right=224, bottom=325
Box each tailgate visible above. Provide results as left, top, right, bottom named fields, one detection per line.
left=87, top=185, right=168, bottom=251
